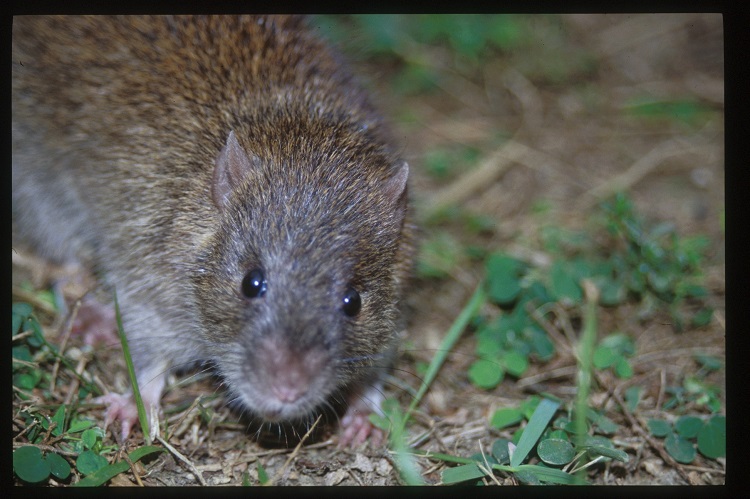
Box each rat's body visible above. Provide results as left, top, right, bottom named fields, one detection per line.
left=12, top=15, right=412, bottom=444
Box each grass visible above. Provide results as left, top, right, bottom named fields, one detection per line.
left=373, top=191, right=722, bottom=485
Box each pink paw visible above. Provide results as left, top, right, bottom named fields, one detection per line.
left=93, top=392, right=139, bottom=441
left=339, top=404, right=386, bottom=448
left=94, top=392, right=158, bottom=442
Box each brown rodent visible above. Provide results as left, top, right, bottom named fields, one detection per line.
left=12, top=15, right=413, bottom=446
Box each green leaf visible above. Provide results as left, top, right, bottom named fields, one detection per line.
left=13, top=302, right=36, bottom=335
left=581, top=436, right=629, bottom=463
left=490, top=408, right=523, bottom=429
left=257, top=460, right=269, bottom=484
left=675, top=416, right=703, bottom=439
left=548, top=429, right=568, bottom=441
left=76, top=450, right=109, bottom=475
left=697, top=415, right=725, bottom=459
left=520, top=396, right=542, bottom=420
left=74, top=445, right=166, bottom=487
left=442, top=462, right=487, bottom=484
left=67, top=418, right=94, bottom=434
left=537, top=438, right=575, bottom=465
left=599, top=333, right=635, bottom=355
left=46, top=452, right=72, bottom=480
left=528, top=325, right=555, bottom=360
left=624, top=386, right=643, bottom=412
left=12, top=344, right=33, bottom=362
left=614, top=357, right=633, bottom=379
left=51, top=405, right=66, bottom=437
left=511, top=398, right=560, bottom=467
left=514, top=464, right=578, bottom=484
left=14, top=371, right=42, bottom=391
left=13, top=446, right=50, bottom=483
left=592, top=346, right=617, bottom=369
left=491, top=439, right=512, bottom=464
left=468, top=359, right=504, bottom=390
left=549, top=261, right=582, bottom=304
left=691, top=308, right=714, bottom=327
left=475, top=332, right=503, bottom=357
left=241, top=471, right=251, bottom=486
left=486, top=253, right=523, bottom=305
left=647, top=419, right=671, bottom=437
left=665, top=433, right=696, bottom=464
left=598, top=278, right=626, bottom=306
left=514, top=469, right=541, bottom=484
left=81, top=428, right=101, bottom=450
left=502, top=350, right=528, bottom=377
left=586, top=409, right=619, bottom=434
left=369, top=412, right=390, bottom=432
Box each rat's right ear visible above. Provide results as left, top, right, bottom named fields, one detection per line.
left=212, top=131, right=261, bottom=210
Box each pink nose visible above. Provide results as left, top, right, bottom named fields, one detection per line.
left=272, top=384, right=305, bottom=403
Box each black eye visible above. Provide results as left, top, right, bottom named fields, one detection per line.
left=341, top=287, right=361, bottom=317
left=241, top=269, right=267, bottom=299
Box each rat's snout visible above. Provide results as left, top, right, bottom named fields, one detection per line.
left=256, top=336, right=329, bottom=408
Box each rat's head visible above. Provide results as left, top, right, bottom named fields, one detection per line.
left=191, top=122, right=409, bottom=423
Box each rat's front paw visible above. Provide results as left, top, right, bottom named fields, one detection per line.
left=338, top=386, right=388, bottom=448
left=339, top=409, right=386, bottom=448
left=94, top=392, right=160, bottom=442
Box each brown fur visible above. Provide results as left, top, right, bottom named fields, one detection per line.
left=13, top=15, right=413, bottom=435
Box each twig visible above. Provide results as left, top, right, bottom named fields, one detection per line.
left=515, top=365, right=577, bottom=389
left=122, top=451, right=144, bottom=486
left=12, top=441, right=80, bottom=458
left=63, top=355, right=89, bottom=407
left=631, top=346, right=724, bottom=365
left=268, top=414, right=323, bottom=486
left=422, top=140, right=562, bottom=218
left=156, top=434, right=207, bottom=486
left=577, top=138, right=710, bottom=210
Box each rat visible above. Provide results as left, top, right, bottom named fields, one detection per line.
left=12, top=15, right=413, bottom=447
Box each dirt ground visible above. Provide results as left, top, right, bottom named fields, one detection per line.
left=12, top=14, right=724, bottom=486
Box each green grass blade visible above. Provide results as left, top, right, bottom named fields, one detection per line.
left=407, top=282, right=486, bottom=418
left=441, top=462, right=486, bottom=484
left=514, top=464, right=579, bottom=484
left=510, top=397, right=560, bottom=467
left=113, top=290, right=150, bottom=443
left=389, top=282, right=485, bottom=485
left=573, top=280, right=599, bottom=482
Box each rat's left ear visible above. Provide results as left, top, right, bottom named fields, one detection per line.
left=384, top=161, right=409, bottom=206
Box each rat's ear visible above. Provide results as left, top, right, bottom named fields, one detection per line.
left=212, top=131, right=261, bottom=210
left=383, top=160, right=409, bottom=206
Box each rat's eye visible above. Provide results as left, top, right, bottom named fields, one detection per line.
left=341, top=287, right=361, bottom=317
left=241, top=269, right=267, bottom=299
